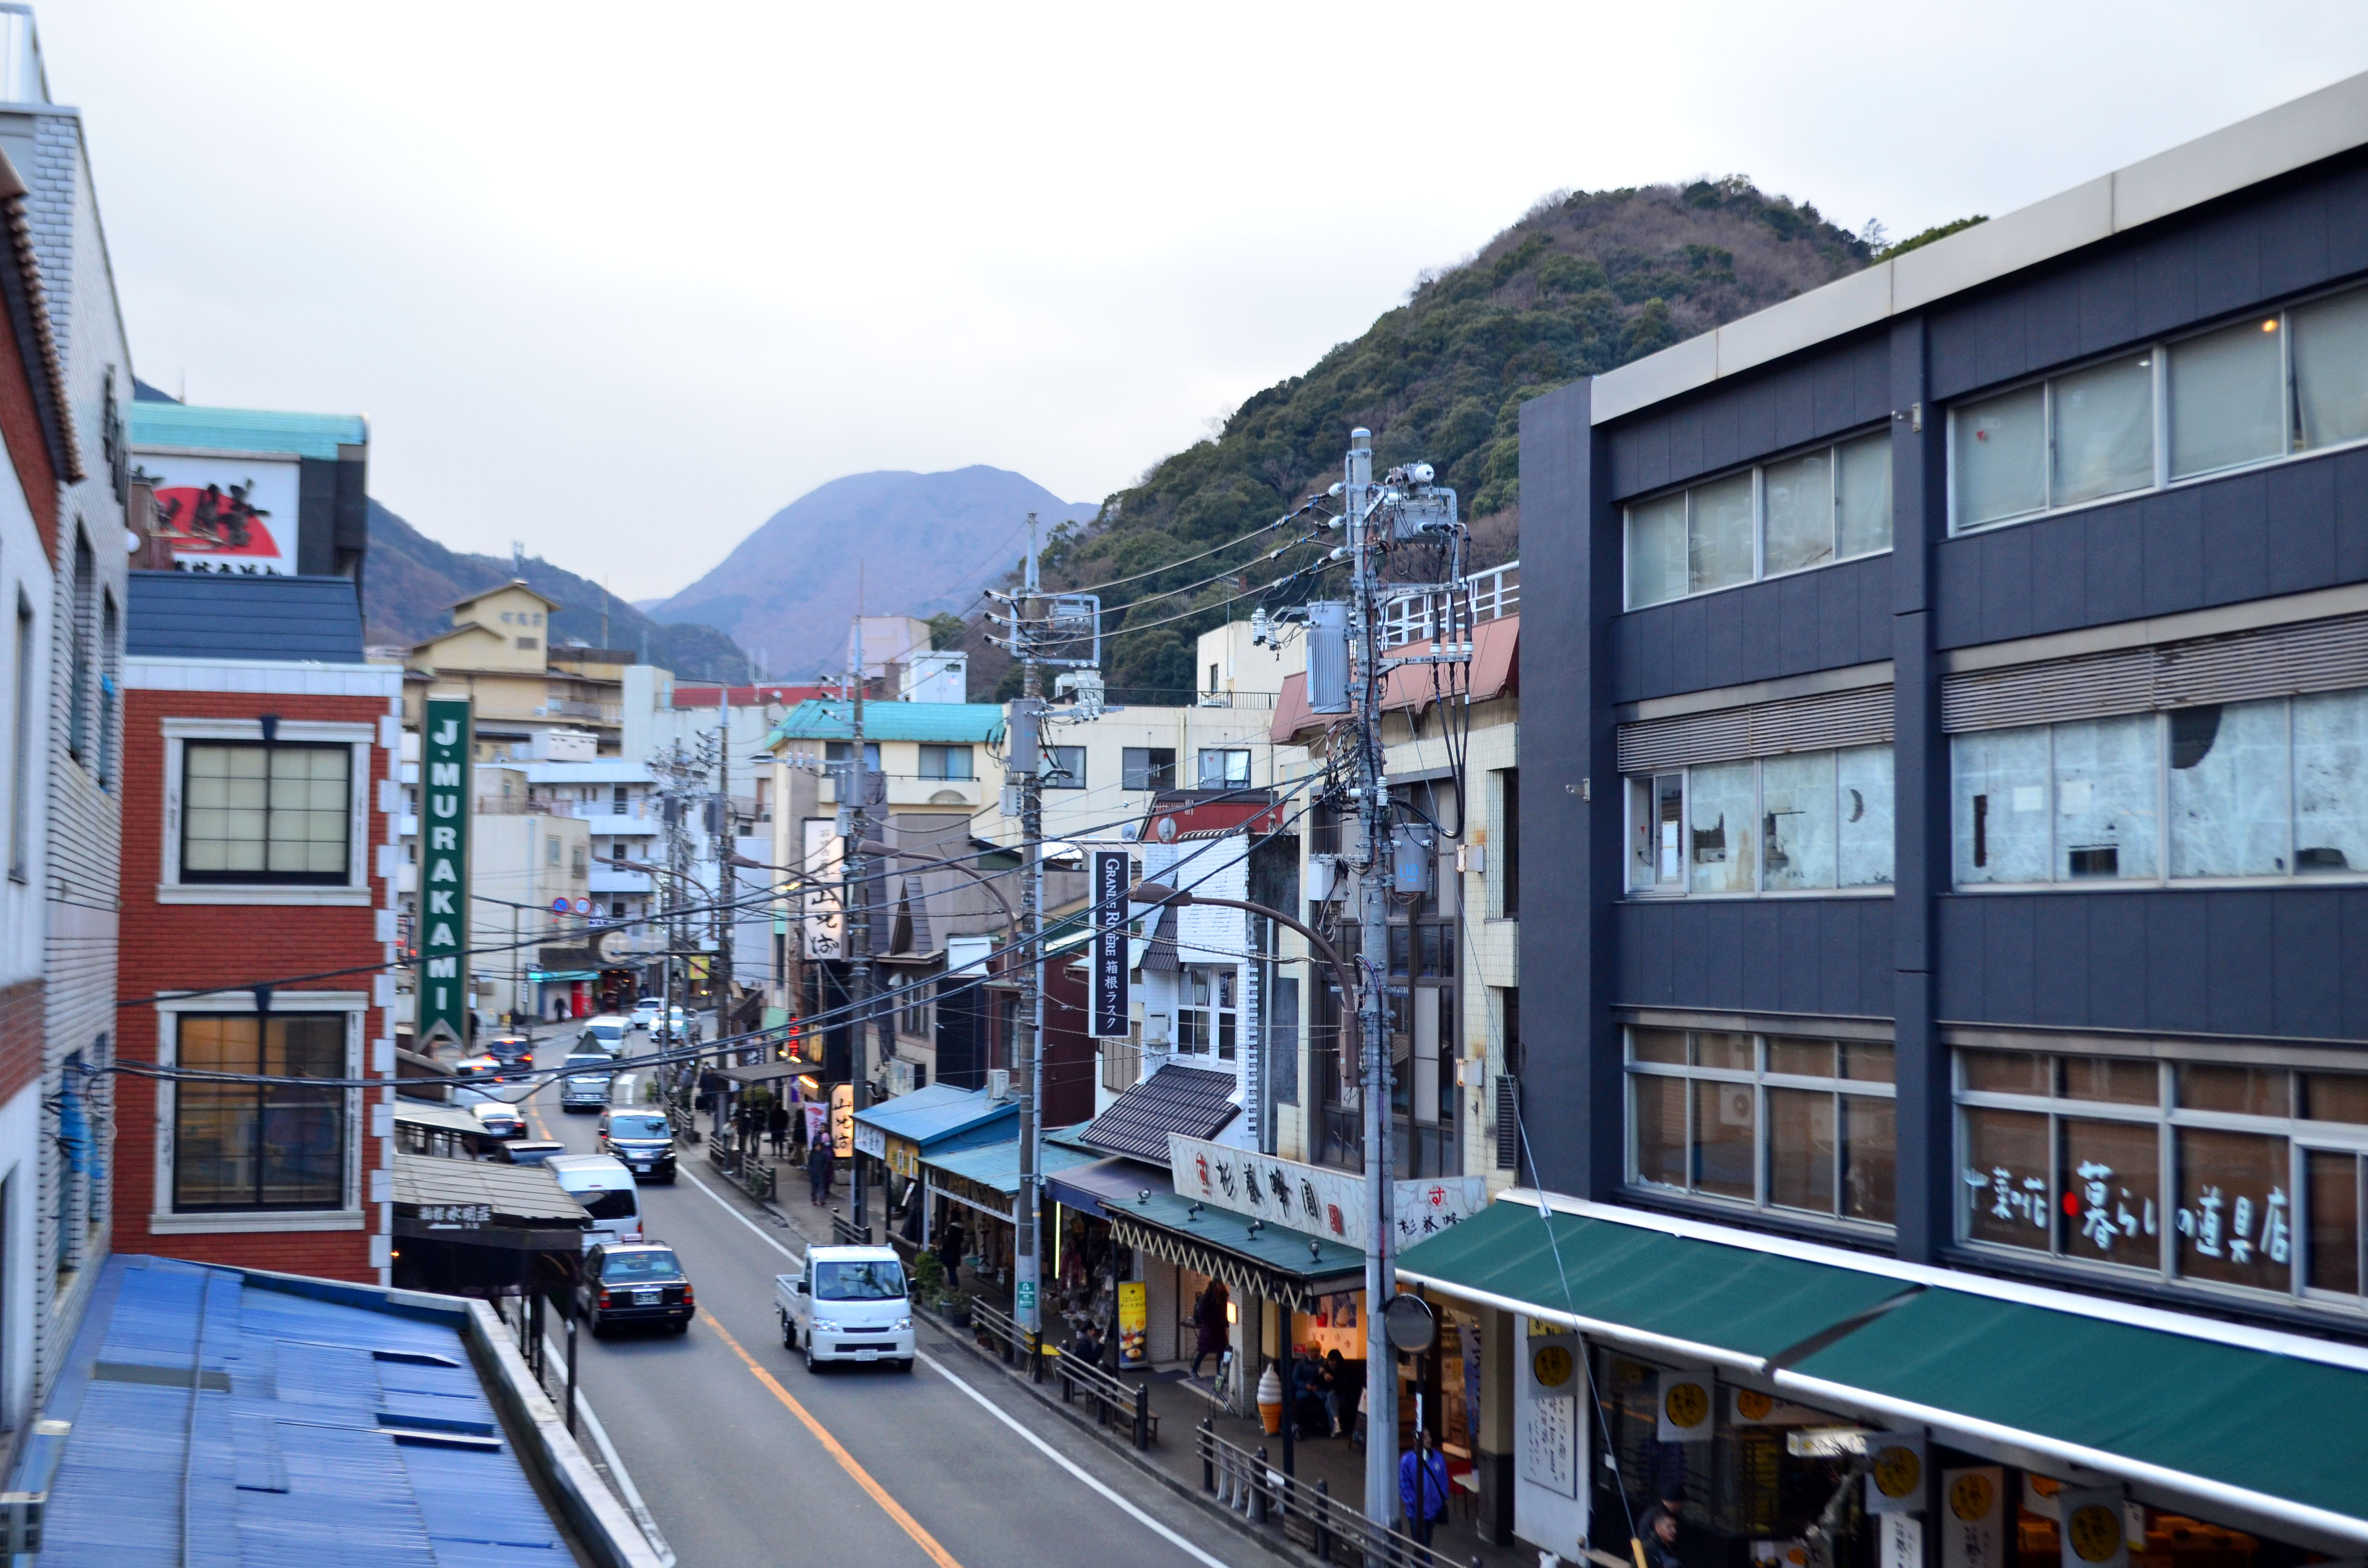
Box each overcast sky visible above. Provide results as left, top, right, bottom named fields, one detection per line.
left=46, top=1, right=2368, bottom=599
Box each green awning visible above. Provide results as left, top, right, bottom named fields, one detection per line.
left=1106, top=1191, right=1365, bottom=1310
left=1394, top=1198, right=1909, bottom=1369
left=1399, top=1199, right=2368, bottom=1545
left=1785, top=1287, right=2368, bottom=1536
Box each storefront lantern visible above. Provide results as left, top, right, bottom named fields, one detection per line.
left=1941, top=1467, right=2005, bottom=1568
left=2057, top=1489, right=2130, bottom=1568
left=1656, top=1368, right=1715, bottom=1442
left=1863, top=1432, right=1927, bottom=1514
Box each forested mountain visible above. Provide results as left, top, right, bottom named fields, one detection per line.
left=364, top=500, right=753, bottom=679
left=996, top=178, right=1876, bottom=698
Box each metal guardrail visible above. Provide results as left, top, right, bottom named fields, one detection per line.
left=1197, top=1418, right=1458, bottom=1568
left=828, top=1213, right=873, bottom=1247
left=1049, top=1348, right=1154, bottom=1450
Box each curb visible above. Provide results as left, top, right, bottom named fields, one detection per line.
left=913, top=1301, right=1348, bottom=1568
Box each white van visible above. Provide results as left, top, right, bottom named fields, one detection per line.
left=546, top=1153, right=642, bottom=1250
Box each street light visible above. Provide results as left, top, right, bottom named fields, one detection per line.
left=1126, top=881, right=1362, bottom=1081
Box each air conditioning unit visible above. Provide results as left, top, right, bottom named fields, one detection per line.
left=987, top=1068, right=1011, bottom=1102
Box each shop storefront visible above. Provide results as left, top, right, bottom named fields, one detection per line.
left=1396, top=1195, right=2368, bottom=1568
left=912, top=1136, right=1100, bottom=1301
left=851, top=1081, right=1018, bottom=1241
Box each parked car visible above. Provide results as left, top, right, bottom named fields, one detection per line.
left=598, top=1107, right=677, bottom=1182
left=559, top=1052, right=616, bottom=1112
left=578, top=1242, right=692, bottom=1336
left=498, top=1139, right=567, bottom=1166
left=775, top=1247, right=913, bottom=1372
left=629, top=998, right=664, bottom=1031
left=469, top=1101, right=526, bottom=1139
left=576, top=1015, right=630, bottom=1056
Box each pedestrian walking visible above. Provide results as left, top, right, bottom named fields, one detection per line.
left=1399, top=1427, right=1448, bottom=1547
left=806, top=1140, right=833, bottom=1206
left=935, top=1220, right=964, bottom=1291
left=767, top=1102, right=790, bottom=1157
left=1189, top=1280, right=1229, bottom=1379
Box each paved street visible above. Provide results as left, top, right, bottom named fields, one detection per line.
left=510, top=1029, right=1260, bottom=1568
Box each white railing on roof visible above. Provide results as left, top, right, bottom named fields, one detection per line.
left=1380, top=559, right=1519, bottom=648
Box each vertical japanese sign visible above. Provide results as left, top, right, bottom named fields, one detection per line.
left=1090, top=849, right=1129, bottom=1037
left=1942, top=1468, right=2006, bottom=1568
left=417, top=698, right=473, bottom=1049
left=1117, top=1282, right=1147, bottom=1367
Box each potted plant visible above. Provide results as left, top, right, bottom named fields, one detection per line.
left=943, top=1289, right=973, bottom=1329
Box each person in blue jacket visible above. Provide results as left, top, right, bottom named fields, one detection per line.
left=1399, top=1427, right=1449, bottom=1546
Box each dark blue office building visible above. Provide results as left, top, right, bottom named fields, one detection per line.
left=1395, top=67, right=2368, bottom=1568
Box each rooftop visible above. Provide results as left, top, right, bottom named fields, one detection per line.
left=1083, top=1063, right=1239, bottom=1164
left=767, top=698, right=1006, bottom=747
left=127, top=402, right=368, bottom=460
left=1592, top=67, right=2368, bottom=423
left=125, top=571, right=367, bottom=664
left=851, top=1080, right=1019, bottom=1147
left=22, top=1255, right=581, bottom=1567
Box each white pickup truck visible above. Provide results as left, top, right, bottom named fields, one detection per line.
left=774, top=1246, right=915, bottom=1373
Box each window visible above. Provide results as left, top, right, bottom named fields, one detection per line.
left=1957, top=1047, right=2368, bottom=1306
left=65, top=532, right=90, bottom=761
left=547, top=834, right=562, bottom=866
left=900, top=977, right=935, bottom=1040
left=1043, top=746, right=1086, bottom=790
left=1496, top=767, right=1519, bottom=919
left=1625, top=746, right=1893, bottom=895
left=1122, top=747, right=1176, bottom=792
left=9, top=591, right=28, bottom=880
left=1196, top=748, right=1250, bottom=789
left=1952, top=282, right=2368, bottom=534
left=173, top=1014, right=346, bottom=1212
left=1628, top=1028, right=1896, bottom=1225
left=612, top=785, right=628, bottom=815
left=182, top=742, right=352, bottom=884
left=1624, top=431, right=1891, bottom=609
left=824, top=741, right=881, bottom=770
left=97, top=593, right=117, bottom=788
left=1952, top=687, right=2368, bottom=886
left=1177, top=964, right=1237, bottom=1059
left=517, top=637, right=538, bottom=651
left=918, top=744, right=973, bottom=781
left=570, top=844, right=587, bottom=877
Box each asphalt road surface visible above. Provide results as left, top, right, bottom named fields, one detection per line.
left=514, top=1029, right=1259, bottom=1568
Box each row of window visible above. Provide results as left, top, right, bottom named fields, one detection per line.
left=1625, top=432, right=1892, bottom=609
left=1953, top=687, right=2368, bottom=886
left=1954, top=282, right=2368, bottom=531
left=1625, top=1030, right=2368, bottom=1310
left=822, top=742, right=1254, bottom=792
left=1625, top=745, right=1894, bottom=896
left=1622, top=281, right=2368, bottom=608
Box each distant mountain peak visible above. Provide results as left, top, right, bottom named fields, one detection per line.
left=650, top=466, right=1094, bottom=681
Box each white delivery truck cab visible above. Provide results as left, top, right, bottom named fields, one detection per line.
left=775, top=1246, right=913, bottom=1372
left=546, top=1153, right=642, bottom=1250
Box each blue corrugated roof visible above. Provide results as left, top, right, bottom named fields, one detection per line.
left=767, top=698, right=1005, bottom=747
left=851, top=1080, right=1017, bottom=1146
left=27, top=1255, right=567, bottom=1568
left=920, top=1134, right=1100, bottom=1194
left=126, top=571, right=368, bottom=663
left=128, top=402, right=368, bottom=460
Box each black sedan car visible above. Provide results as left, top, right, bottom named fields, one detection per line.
left=579, top=1243, right=694, bottom=1336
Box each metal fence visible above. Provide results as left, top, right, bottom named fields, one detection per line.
left=828, top=1213, right=874, bottom=1247
left=1196, top=1419, right=1465, bottom=1568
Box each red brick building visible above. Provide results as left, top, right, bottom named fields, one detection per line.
left=113, top=572, right=402, bottom=1283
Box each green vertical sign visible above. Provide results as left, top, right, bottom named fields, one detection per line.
left=418, top=697, right=473, bottom=1050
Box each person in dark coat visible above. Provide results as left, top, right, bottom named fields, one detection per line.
left=805, top=1140, right=833, bottom=1206
left=767, top=1102, right=790, bottom=1156
left=1070, top=1320, right=1105, bottom=1368
left=936, top=1222, right=965, bottom=1291
left=1189, top=1281, right=1230, bottom=1378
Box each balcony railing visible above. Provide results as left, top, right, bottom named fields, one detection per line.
left=1381, top=558, right=1519, bottom=648
left=1193, top=690, right=1279, bottom=709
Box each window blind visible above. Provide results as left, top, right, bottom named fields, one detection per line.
left=1616, top=684, right=1893, bottom=772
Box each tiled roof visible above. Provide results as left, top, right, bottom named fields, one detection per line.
left=1083, top=1063, right=1239, bottom=1163
left=128, top=402, right=368, bottom=459
left=125, top=570, right=366, bottom=663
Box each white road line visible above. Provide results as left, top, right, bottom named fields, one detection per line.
left=675, top=1165, right=1237, bottom=1568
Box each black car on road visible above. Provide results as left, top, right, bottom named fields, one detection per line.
left=578, top=1242, right=694, bottom=1336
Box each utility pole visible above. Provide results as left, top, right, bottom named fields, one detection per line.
left=714, top=685, right=734, bottom=1054
left=847, top=619, right=874, bottom=1231
left=1346, top=426, right=1401, bottom=1533
left=1011, top=514, right=1046, bottom=1355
